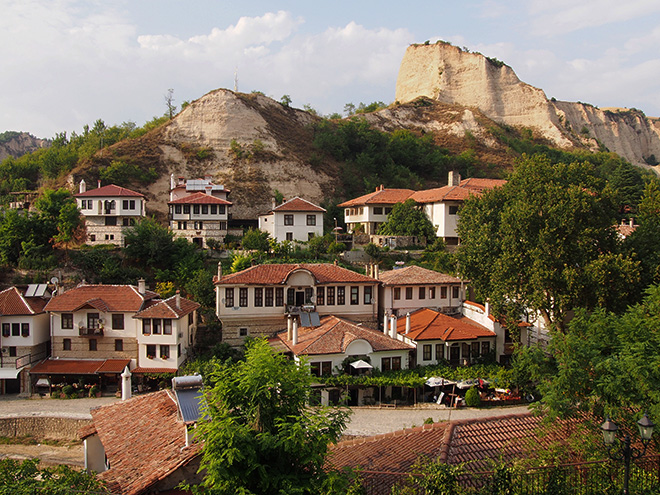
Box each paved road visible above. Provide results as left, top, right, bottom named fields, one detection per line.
left=0, top=394, right=531, bottom=436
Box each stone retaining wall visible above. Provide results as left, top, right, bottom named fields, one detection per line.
left=0, top=416, right=92, bottom=441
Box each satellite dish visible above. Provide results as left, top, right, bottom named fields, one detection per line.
left=50, top=277, right=59, bottom=284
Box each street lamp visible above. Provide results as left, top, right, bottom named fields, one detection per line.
left=600, top=413, right=655, bottom=495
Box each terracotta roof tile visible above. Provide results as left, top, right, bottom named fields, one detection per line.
left=75, top=184, right=145, bottom=198
left=29, top=358, right=130, bottom=375
left=133, top=294, right=200, bottom=319
left=0, top=287, right=48, bottom=315
left=409, top=186, right=473, bottom=203
left=397, top=308, right=495, bottom=341
left=272, top=197, right=326, bottom=213
left=459, top=178, right=507, bottom=193
left=215, top=263, right=378, bottom=286
left=338, top=188, right=415, bottom=207
left=379, top=265, right=463, bottom=286
left=273, top=316, right=414, bottom=355
left=91, top=390, right=201, bottom=495
left=44, top=284, right=159, bottom=313
left=168, top=191, right=232, bottom=205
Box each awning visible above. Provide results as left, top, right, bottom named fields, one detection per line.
left=0, top=367, right=23, bottom=379
left=29, top=359, right=130, bottom=375
left=97, top=359, right=131, bottom=374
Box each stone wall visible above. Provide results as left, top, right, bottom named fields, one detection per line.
left=0, top=416, right=92, bottom=440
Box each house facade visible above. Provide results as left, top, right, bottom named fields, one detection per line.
left=168, top=192, right=232, bottom=248
left=0, top=285, right=51, bottom=394
left=338, top=186, right=414, bottom=235
left=215, top=263, right=380, bottom=347
left=375, top=265, right=465, bottom=319
left=75, top=181, right=147, bottom=246
left=258, top=197, right=325, bottom=242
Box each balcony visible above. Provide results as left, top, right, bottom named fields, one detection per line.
left=79, top=326, right=104, bottom=337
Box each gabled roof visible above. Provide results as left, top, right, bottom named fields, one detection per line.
left=168, top=191, right=232, bottom=205
left=397, top=308, right=495, bottom=341
left=215, top=263, right=378, bottom=286
left=272, top=315, right=414, bottom=356
left=0, top=286, right=48, bottom=315
left=75, top=184, right=145, bottom=198
left=379, top=265, right=463, bottom=286
left=270, top=197, right=326, bottom=213
left=44, top=284, right=159, bottom=313
left=134, top=294, right=200, bottom=319
left=337, top=188, right=415, bottom=207
left=409, top=185, right=473, bottom=203
left=459, top=177, right=507, bottom=192
left=86, top=390, right=201, bottom=495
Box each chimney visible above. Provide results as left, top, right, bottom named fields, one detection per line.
left=405, top=312, right=411, bottom=334
left=292, top=318, right=298, bottom=345
left=121, top=367, right=132, bottom=401
left=138, top=278, right=146, bottom=295
left=217, top=262, right=222, bottom=280
left=79, top=179, right=86, bottom=194
left=272, top=197, right=277, bottom=209
left=630, top=218, right=634, bottom=227
left=383, top=313, right=389, bottom=335
left=287, top=316, right=293, bottom=341
left=97, top=179, right=101, bottom=189
left=390, top=315, right=397, bottom=339
left=374, top=264, right=379, bottom=280
left=170, top=174, right=175, bottom=191
left=448, top=171, right=461, bottom=187
left=175, top=290, right=181, bottom=310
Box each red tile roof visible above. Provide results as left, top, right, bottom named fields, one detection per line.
left=168, top=191, right=232, bottom=205
left=134, top=294, right=200, bottom=319
left=338, top=188, right=415, bottom=207
left=271, top=197, right=325, bottom=213
left=459, top=177, right=507, bottom=193
left=272, top=316, right=414, bottom=355
left=378, top=265, right=463, bottom=286
left=75, top=184, right=145, bottom=198
left=409, top=185, right=473, bottom=203
left=29, top=358, right=131, bottom=375
left=215, top=263, right=378, bottom=286
left=131, top=367, right=178, bottom=374
left=0, top=287, right=48, bottom=315
left=90, top=390, right=201, bottom=495
left=397, top=308, right=495, bottom=341
left=44, top=284, right=158, bottom=313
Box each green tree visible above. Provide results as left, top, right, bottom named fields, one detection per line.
left=377, top=199, right=437, bottom=241
left=625, top=181, right=660, bottom=288
left=457, top=155, right=640, bottom=331
left=123, top=217, right=176, bottom=270
left=192, top=338, right=350, bottom=494
left=241, top=228, right=270, bottom=252
left=280, top=94, right=292, bottom=107
left=0, top=458, right=107, bottom=494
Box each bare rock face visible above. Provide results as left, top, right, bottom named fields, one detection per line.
left=0, top=132, right=49, bottom=162
left=395, top=42, right=660, bottom=169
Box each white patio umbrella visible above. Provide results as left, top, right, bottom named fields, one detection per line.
left=425, top=377, right=456, bottom=387
left=349, top=359, right=373, bottom=369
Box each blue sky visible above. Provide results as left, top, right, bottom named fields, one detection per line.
left=2, top=0, right=660, bottom=139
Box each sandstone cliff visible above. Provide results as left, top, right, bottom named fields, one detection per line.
left=0, top=132, right=49, bottom=162
left=395, top=42, right=660, bottom=170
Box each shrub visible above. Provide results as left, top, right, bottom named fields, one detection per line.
left=61, top=385, right=75, bottom=398
left=424, top=417, right=434, bottom=425
left=465, top=386, right=481, bottom=407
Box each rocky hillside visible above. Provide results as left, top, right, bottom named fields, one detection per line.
left=0, top=131, right=49, bottom=161
left=395, top=42, right=660, bottom=170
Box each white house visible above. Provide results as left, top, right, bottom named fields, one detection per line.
left=75, top=181, right=147, bottom=246
left=169, top=175, right=230, bottom=202
left=214, top=262, right=379, bottom=347
left=168, top=192, right=232, bottom=248
left=0, top=285, right=51, bottom=394
left=338, top=186, right=414, bottom=235
left=258, top=197, right=325, bottom=242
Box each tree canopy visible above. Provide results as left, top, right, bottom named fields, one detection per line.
left=0, top=458, right=107, bottom=494
left=192, top=338, right=350, bottom=494
left=377, top=199, right=437, bottom=240
left=457, top=154, right=640, bottom=331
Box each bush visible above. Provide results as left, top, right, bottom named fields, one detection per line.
left=464, top=386, right=481, bottom=407
left=61, top=385, right=75, bottom=398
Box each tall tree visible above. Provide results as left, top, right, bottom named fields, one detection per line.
left=192, top=339, right=350, bottom=494
left=457, top=155, right=640, bottom=331
left=377, top=199, right=437, bottom=240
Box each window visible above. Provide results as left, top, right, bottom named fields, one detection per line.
left=1, top=323, right=9, bottom=337
left=381, top=357, right=391, bottom=371
left=105, top=217, right=117, bottom=226
left=287, top=288, right=295, bottom=306
left=405, top=287, right=413, bottom=300
left=393, top=288, right=401, bottom=300
left=122, top=200, right=134, bottom=210
left=188, top=313, right=194, bottom=325
left=310, top=361, right=332, bottom=377
left=115, top=339, right=123, bottom=352
left=178, top=343, right=181, bottom=358
left=472, top=342, right=480, bottom=359
left=147, top=345, right=156, bottom=359
left=178, top=221, right=187, bottom=230
left=392, top=356, right=402, bottom=370
left=9, top=347, right=16, bottom=357
left=308, top=232, right=315, bottom=241
left=239, top=328, right=248, bottom=337
left=452, top=286, right=460, bottom=299
left=219, top=205, right=226, bottom=215
left=419, top=287, right=426, bottom=300
left=337, top=287, right=345, bottom=305
left=327, top=287, right=335, bottom=305
left=160, top=345, right=170, bottom=359
left=430, top=287, right=436, bottom=299
left=316, top=287, right=325, bottom=305
left=284, top=214, right=294, bottom=226
left=21, top=323, right=29, bottom=337
left=193, top=221, right=203, bottom=230
left=164, top=319, right=172, bottom=335
left=305, top=287, right=314, bottom=304
left=183, top=205, right=190, bottom=214
left=306, top=214, right=316, bottom=226
left=239, top=288, right=248, bottom=307
left=373, top=207, right=383, bottom=215
left=275, top=288, right=284, bottom=306
left=385, top=207, right=392, bottom=214
left=481, top=341, right=491, bottom=356
left=175, top=205, right=182, bottom=214
left=87, top=313, right=100, bottom=330
left=364, top=286, right=372, bottom=304
left=153, top=319, right=162, bottom=335
left=435, top=343, right=443, bottom=361
left=423, top=344, right=432, bottom=361
left=254, top=288, right=263, bottom=307
left=142, top=319, right=151, bottom=335
left=441, top=286, right=448, bottom=299
left=89, top=339, right=97, bottom=351
left=449, top=205, right=459, bottom=215
left=202, top=205, right=208, bottom=214
left=193, top=205, right=200, bottom=215
left=350, top=286, right=359, bottom=305
left=225, top=288, right=234, bottom=308
left=265, top=288, right=274, bottom=307
left=210, top=205, right=217, bottom=214
left=12, top=323, right=19, bottom=336
left=286, top=232, right=293, bottom=241
left=112, top=314, right=124, bottom=330
left=63, top=338, right=71, bottom=351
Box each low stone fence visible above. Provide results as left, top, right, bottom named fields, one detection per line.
left=0, top=416, right=92, bottom=441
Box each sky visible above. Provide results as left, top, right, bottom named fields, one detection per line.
left=2, top=0, right=660, bottom=139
